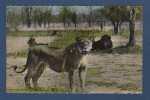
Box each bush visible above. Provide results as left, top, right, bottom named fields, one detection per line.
left=49, top=31, right=101, bottom=49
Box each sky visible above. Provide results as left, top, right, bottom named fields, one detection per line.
left=7, top=6, right=103, bottom=15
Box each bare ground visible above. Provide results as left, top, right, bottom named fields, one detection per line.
left=6, top=36, right=142, bottom=93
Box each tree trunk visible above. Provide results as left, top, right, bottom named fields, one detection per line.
left=48, top=22, right=50, bottom=28
left=100, top=22, right=103, bottom=31
left=88, top=7, right=92, bottom=28
left=38, top=21, right=42, bottom=27
left=119, top=22, right=122, bottom=32
left=63, top=21, right=66, bottom=27
left=26, top=15, right=31, bottom=28
left=128, top=20, right=135, bottom=46
left=74, top=23, right=77, bottom=28
left=43, top=21, right=47, bottom=28
left=113, top=22, right=119, bottom=34
left=88, top=19, right=91, bottom=27
left=127, top=8, right=136, bottom=47
left=26, top=7, right=32, bottom=28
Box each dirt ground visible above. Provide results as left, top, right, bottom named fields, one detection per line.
left=6, top=35, right=142, bottom=94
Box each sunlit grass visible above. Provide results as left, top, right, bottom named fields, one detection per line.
left=7, top=31, right=50, bottom=37
left=7, top=50, right=27, bottom=57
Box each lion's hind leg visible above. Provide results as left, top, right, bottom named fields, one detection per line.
left=24, top=55, right=41, bottom=89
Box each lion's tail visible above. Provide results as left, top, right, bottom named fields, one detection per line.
left=12, top=65, right=27, bottom=73
left=12, top=50, right=32, bottom=73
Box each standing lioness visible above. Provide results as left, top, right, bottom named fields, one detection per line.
left=13, top=38, right=92, bottom=91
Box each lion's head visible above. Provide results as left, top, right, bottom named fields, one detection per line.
left=64, top=37, right=92, bottom=57
left=27, top=37, right=37, bottom=47
left=75, top=38, right=92, bottom=55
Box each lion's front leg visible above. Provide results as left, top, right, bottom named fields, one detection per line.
left=68, top=70, right=74, bottom=92
left=78, top=65, right=87, bottom=91
left=24, top=70, right=32, bottom=89
left=32, top=62, right=46, bottom=89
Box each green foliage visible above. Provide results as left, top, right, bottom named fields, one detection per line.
left=71, top=11, right=77, bottom=27
left=101, top=6, right=128, bottom=22
left=101, top=6, right=129, bottom=34
left=7, top=11, right=22, bottom=31
left=101, top=6, right=142, bottom=23
left=59, top=7, right=72, bottom=26
left=135, top=6, right=143, bottom=20
left=31, top=7, right=52, bottom=27
left=8, top=7, right=52, bottom=28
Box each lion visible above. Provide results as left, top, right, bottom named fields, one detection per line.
left=13, top=37, right=92, bottom=91
left=92, top=34, right=113, bottom=50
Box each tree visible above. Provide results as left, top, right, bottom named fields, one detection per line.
left=93, top=8, right=105, bottom=31
left=42, top=11, right=47, bottom=28
left=71, top=11, right=77, bottom=28
left=36, top=9, right=43, bottom=27
left=101, top=6, right=129, bottom=34
left=32, top=8, right=39, bottom=28
left=127, top=6, right=142, bottom=47
left=46, top=8, right=52, bottom=27
left=87, top=6, right=93, bottom=27
left=7, top=11, right=21, bottom=31
left=24, top=7, right=32, bottom=28
left=59, top=7, right=72, bottom=27
left=21, top=7, right=26, bottom=26
left=41, top=8, right=52, bottom=28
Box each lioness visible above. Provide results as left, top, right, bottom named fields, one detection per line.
left=13, top=37, right=92, bottom=91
